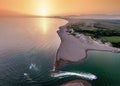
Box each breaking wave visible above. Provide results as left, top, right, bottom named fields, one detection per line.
left=51, top=71, right=97, bottom=80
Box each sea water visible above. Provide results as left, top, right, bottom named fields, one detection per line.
left=0, top=17, right=120, bottom=86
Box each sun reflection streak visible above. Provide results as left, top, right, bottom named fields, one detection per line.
left=35, top=18, right=49, bottom=35
left=41, top=18, right=48, bottom=34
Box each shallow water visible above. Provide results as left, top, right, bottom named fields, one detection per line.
left=60, top=51, right=120, bottom=86
left=0, top=18, right=120, bottom=86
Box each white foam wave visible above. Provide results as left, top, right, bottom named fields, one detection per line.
left=51, top=71, right=97, bottom=80
left=29, top=63, right=39, bottom=71
left=24, top=73, right=36, bottom=83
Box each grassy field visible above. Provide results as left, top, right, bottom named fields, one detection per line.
left=101, top=36, right=120, bottom=43
left=68, top=19, right=120, bottom=48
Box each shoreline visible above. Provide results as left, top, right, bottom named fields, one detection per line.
left=60, top=80, right=92, bottom=86
left=52, top=18, right=120, bottom=71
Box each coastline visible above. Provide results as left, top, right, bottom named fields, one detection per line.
left=53, top=18, right=120, bottom=71
left=60, top=80, right=92, bottom=86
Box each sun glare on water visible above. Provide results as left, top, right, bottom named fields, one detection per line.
left=35, top=18, right=49, bottom=35
left=41, top=18, right=48, bottom=34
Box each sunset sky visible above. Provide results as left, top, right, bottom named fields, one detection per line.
left=0, top=0, right=120, bottom=16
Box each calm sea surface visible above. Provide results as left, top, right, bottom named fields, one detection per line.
left=0, top=18, right=120, bottom=86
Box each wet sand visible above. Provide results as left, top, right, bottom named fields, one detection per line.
left=60, top=80, right=92, bottom=86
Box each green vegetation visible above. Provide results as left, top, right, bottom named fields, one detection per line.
left=101, top=37, right=120, bottom=43
left=112, top=42, right=120, bottom=48
left=101, top=36, right=120, bottom=48
left=67, top=20, right=120, bottom=48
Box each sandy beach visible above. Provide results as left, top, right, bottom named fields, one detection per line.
left=54, top=18, right=120, bottom=70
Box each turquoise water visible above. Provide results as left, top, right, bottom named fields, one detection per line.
left=60, top=51, right=120, bottom=86
left=0, top=18, right=120, bottom=86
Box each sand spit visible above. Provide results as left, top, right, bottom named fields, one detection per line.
left=53, top=19, right=120, bottom=70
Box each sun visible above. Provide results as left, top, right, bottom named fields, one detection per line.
left=40, top=9, right=48, bottom=16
